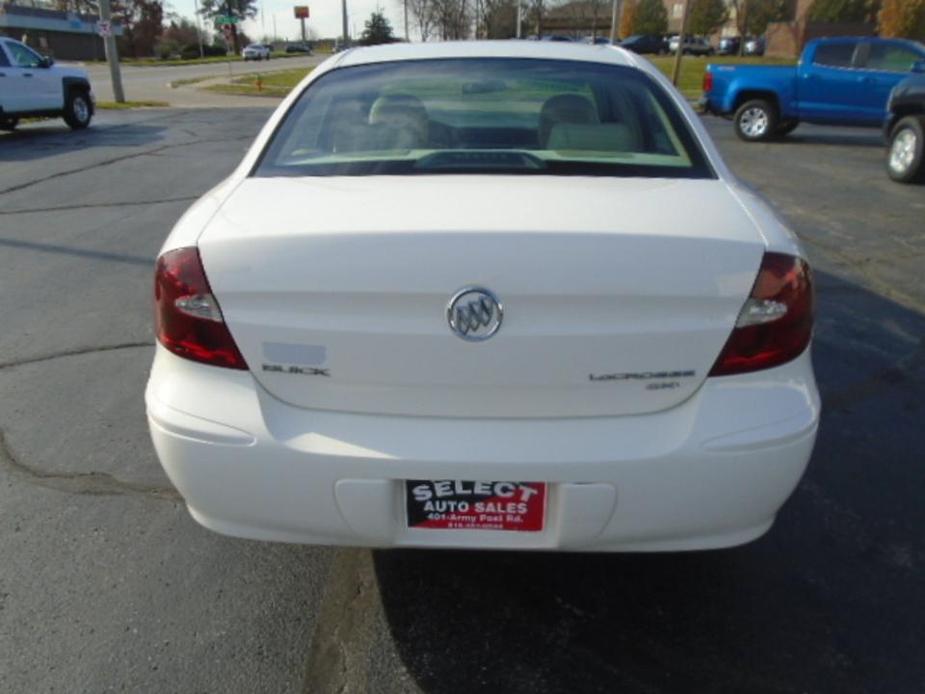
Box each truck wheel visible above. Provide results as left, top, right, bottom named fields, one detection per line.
left=0, top=116, right=19, bottom=132
left=776, top=119, right=799, bottom=137
left=63, top=90, right=92, bottom=130
left=887, top=116, right=925, bottom=184
left=734, top=99, right=777, bottom=142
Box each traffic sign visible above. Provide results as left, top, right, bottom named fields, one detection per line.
left=217, top=15, right=239, bottom=25
left=294, top=5, right=309, bottom=18
left=97, top=19, right=112, bottom=37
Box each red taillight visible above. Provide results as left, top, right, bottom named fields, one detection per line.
left=154, top=247, right=248, bottom=370
left=702, top=70, right=713, bottom=94
left=709, top=252, right=814, bottom=377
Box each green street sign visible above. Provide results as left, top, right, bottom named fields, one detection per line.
left=217, top=15, right=239, bottom=25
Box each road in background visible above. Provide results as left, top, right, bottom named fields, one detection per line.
left=71, top=54, right=322, bottom=106
left=1, top=112, right=924, bottom=693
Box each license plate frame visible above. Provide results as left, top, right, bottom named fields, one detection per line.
left=404, top=480, right=547, bottom=532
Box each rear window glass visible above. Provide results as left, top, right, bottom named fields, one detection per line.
left=813, top=42, right=857, bottom=68
left=255, top=58, right=713, bottom=179
left=867, top=43, right=924, bottom=72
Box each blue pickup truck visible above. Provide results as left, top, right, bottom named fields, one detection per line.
left=701, top=37, right=925, bottom=141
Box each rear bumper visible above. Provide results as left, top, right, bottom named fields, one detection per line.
left=146, top=345, right=819, bottom=552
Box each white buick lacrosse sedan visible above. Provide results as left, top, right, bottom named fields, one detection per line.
left=146, top=41, right=819, bottom=551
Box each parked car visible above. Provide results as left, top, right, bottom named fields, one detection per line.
left=540, top=35, right=574, bottom=42
left=582, top=36, right=612, bottom=46
left=147, top=41, right=819, bottom=552
left=620, top=34, right=667, bottom=55
left=0, top=37, right=94, bottom=132
left=285, top=41, right=313, bottom=54
left=669, top=35, right=714, bottom=56
left=718, top=36, right=741, bottom=56
left=242, top=44, right=272, bottom=61
left=744, top=36, right=765, bottom=56
left=884, top=66, right=925, bottom=183
left=701, top=37, right=925, bottom=141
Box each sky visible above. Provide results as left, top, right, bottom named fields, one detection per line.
left=170, top=0, right=408, bottom=42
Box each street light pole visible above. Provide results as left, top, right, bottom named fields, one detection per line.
left=670, top=0, right=690, bottom=86
left=97, top=0, right=124, bottom=103
left=341, top=0, right=348, bottom=45
left=193, top=0, right=205, bottom=58
left=516, top=0, right=522, bottom=38
left=609, top=0, right=620, bottom=44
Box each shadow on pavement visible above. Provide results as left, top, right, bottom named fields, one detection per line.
left=373, top=269, right=925, bottom=694
left=0, top=121, right=169, bottom=163
left=775, top=129, right=885, bottom=148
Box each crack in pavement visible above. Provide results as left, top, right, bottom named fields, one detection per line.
left=0, top=144, right=179, bottom=196
left=0, top=427, right=179, bottom=500
left=303, top=549, right=419, bottom=694
left=823, top=337, right=925, bottom=411
left=0, top=340, right=178, bottom=499
left=0, top=134, right=252, bottom=197
left=0, top=341, right=153, bottom=372
left=0, top=196, right=199, bottom=216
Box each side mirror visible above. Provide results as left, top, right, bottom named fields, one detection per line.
left=913, top=60, right=925, bottom=74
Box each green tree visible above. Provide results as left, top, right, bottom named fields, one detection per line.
left=729, top=0, right=795, bottom=37
left=808, top=0, right=880, bottom=23
left=198, top=0, right=257, bottom=53
left=632, top=0, right=668, bottom=34
left=688, top=0, right=729, bottom=35
left=360, top=10, right=396, bottom=45
left=115, top=0, right=164, bottom=57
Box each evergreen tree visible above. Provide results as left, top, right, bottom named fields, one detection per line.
left=198, top=0, right=258, bottom=53
left=688, top=0, right=729, bottom=35
left=632, top=0, right=668, bottom=34
left=360, top=10, right=397, bottom=45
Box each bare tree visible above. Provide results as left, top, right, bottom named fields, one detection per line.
left=406, top=0, right=438, bottom=39
left=481, top=0, right=518, bottom=37
left=433, top=0, right=472, bottom=38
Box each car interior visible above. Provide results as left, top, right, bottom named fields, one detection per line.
left=319, top=88, right=675, bottom=157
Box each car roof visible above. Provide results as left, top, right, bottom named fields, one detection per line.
left=334, top=40, right=640, bottom=69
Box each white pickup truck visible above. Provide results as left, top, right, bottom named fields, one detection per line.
left=0, top=37, right=94, bottom=131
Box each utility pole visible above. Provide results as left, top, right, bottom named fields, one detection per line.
left=608, top=0, right=620, bottom=44
left=404, top=0, right=409, bottom=40
left=670, top=0, right=690, bottom=86
left=516, top=0, right=521, bottom=38
left=97, top=0, right=124, bottom=103
left=739, top=0, right=747, bottom=56
left=193, top=0, right=205, bottom=58
left=341, top=0, right=348, bottom=45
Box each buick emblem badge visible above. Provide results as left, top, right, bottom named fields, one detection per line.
left=447, top=287, right=503, bottom=341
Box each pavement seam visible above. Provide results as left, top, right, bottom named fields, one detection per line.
left=303, top=549, right=421, bottom=694
left=0, top=426, right=179, bottom=500
left=0, top=341, right=153, bottom=372
left=0, top=134, right=251, bottom=197
left=0, top=196, right=199, bottom=216
left=0, top=341, right=178, bottom=499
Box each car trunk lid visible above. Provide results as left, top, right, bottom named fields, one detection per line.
left=198, top=176, right=764, bottom=418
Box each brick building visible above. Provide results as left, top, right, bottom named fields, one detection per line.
left=0, top=3, right=122, bottom=61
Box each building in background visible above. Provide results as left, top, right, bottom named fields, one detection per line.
left=0, top=2, right=122, bottom=60
left=765, top=0, right=875, bottom=57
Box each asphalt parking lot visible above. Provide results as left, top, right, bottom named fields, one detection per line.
left=1, top=109, right=924, bottom=694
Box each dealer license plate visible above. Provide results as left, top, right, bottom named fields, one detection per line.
left=405, top=480, right=547, bottom=532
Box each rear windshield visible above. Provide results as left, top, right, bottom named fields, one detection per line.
left=255, top=58, right=714, bottom=178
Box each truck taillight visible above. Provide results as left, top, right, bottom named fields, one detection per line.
left=702, top=70, right=713, bottom=94
left=709, top=253, right=814, bottom=377
left=154, top=247, right=248, bottom=370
